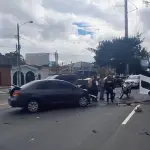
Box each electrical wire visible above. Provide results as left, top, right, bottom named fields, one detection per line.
left=0, top=45, right=14, bottom=49
left=19, top=36, right=37, bottom=46
left=128, top=0, right=138, bottom=9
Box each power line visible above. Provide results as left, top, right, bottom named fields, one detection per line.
left=128, top=0, right=138, bottom=10
left=0, top=45, right=14, bottom=49
left=20, top=36, right=37, bottom=46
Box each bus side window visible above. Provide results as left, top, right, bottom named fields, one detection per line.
left=141, top=81, right=150, bottom=90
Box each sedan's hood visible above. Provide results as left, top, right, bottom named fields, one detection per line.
left=125, top=79, right=139, bottom=83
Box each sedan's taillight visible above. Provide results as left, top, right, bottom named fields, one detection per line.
left=12, top=90, right=21, bottom=97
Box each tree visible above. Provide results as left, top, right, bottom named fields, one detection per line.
left=4, top=51, right=25, bottom=66
left=94, top=33, right=149, bottom=74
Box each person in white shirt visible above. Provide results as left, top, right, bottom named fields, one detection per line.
left=88, top=76, right=98, bottom=100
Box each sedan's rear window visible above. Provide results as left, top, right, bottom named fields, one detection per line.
left=21, top=80, right=38, bottom=90
left=35, top=80, right=76, bottom=89
left=56, top=75, right=78, bottom=82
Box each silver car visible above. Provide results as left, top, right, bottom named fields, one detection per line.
left=124, top=75, right=140, bottom=88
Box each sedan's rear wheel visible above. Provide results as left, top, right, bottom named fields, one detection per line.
left=79, top=96, right=88, bottom=107
left=27, top=100, right=39, bottom=113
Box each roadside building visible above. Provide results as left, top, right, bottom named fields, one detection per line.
left=0, top=65, right=11, bottom=86
left=25, top=53, right=49, bottom=66
left=11, top=65, right=59, bottom=86
left=59, top=61, right=96, bottom=78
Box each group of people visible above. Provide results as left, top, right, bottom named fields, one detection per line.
left=88, top=75, right=115, bottom=103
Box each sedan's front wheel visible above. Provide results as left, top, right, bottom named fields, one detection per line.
left=27, top=100, right=39, bottom=113
left=79, top=96, right=88, bottom=107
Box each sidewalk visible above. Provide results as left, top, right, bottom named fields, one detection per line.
left=0, top=91, right=6, bottom=94
left=0, top=86, right=9, bottom=89
left=0, top=87, right=9, bottom=94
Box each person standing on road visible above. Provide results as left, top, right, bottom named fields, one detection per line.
left=99, top=76, right=105, bottom=101
left=88, top=76, right=99, bottom=100
left=104, top=75, right=115, bottom=103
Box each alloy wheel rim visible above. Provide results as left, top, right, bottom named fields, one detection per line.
left=79, top=97, right=88, bottom=106
left=28, top=101, right=38, bottom=112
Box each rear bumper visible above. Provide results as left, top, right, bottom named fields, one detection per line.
left=8, top=97, right=24, bottom=108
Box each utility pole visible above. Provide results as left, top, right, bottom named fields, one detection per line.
left=124, top=0, right=128, bottom=38
left=17, top=23, right=21, bottom=87
left=70, top=61, right=73, bottom=74
left=114, top=0, right=137, bottom=75
left=16, top=44, right=19, bottom=86
left=124, top=0, right=129, bottom=75
left=55, top=51, right=59, bottom=74
left=16, top=21, right=33, bottom=85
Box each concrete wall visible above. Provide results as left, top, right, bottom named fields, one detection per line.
left=25, top=53, right=49, bottom=66
left=0, top=65, right=11, bottom=86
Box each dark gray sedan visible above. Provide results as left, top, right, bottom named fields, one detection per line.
left=8, top=79, right=90, bottom=113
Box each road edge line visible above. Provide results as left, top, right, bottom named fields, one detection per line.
left=122, top=104, right=140, bottom=125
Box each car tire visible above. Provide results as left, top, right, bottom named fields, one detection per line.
left=27, top=100, right=39, bottom=113
left=78, top=96, right=89, bottom=107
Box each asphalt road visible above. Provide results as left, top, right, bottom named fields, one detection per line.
left=0, top=89, right=149, bottom=150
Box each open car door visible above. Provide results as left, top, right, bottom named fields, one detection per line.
left=140, top=70, right=150, bottom=95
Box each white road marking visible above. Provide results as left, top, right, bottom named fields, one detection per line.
left=122, top=104, right=140, bottom=125
left=0, top=103, right=8, bottom=106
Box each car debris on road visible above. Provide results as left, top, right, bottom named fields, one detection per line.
left=134, top=106, right=143, bottom=113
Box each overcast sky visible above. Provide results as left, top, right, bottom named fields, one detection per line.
left=0, top=0, right=149, bottom=63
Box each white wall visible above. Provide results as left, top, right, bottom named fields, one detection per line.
left=38, top=68, right=50, bottom=79
left=26, top=53, right=49, bottom=66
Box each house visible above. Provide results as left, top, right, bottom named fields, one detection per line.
left=0, top=54, right=12, bottom=65
left=59, top=61, right=96, bottom=78
left=11, top=65, right=38, bottom=86
left=0, top=65, right=11, bottom=86
left=11, top=65, right=58, bottom=86
left=11, top=62, right=96, bottom=86
left=72, top=61, right=93, bottom=70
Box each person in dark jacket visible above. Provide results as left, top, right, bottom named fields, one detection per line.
left=104, top=75, right=115, bottom=103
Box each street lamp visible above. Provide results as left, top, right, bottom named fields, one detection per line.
left=17, top=21, right=33, bottom=87
left=19, top=21, right=33, bottom=28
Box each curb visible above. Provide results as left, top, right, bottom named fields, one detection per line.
left=0, top=92, right=8, bottom=95
left=0, top=87, right=9, bottom=89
